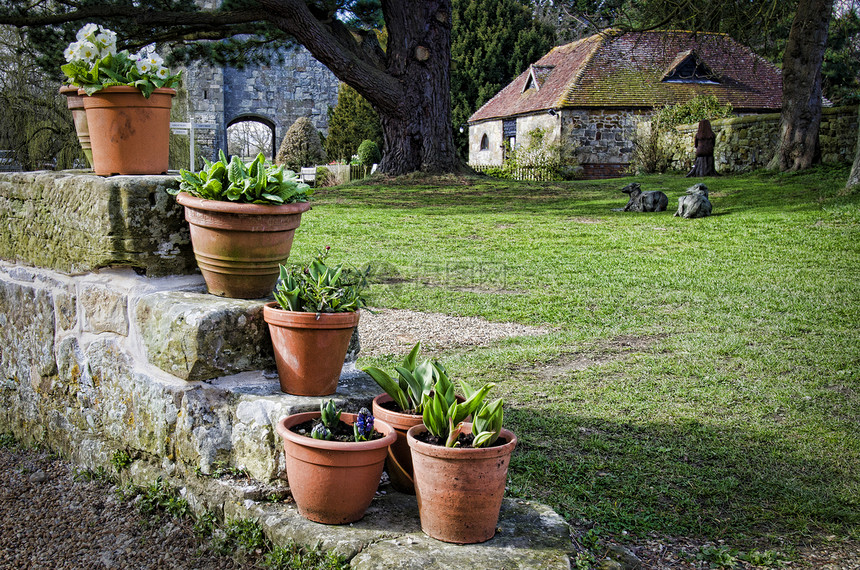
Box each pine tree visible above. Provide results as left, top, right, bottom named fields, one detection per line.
left=324, top=83, right=383, bottom=163
left=451, top=0, right=556, bottom=157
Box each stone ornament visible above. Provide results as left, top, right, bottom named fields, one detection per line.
left=614, top=182, right=668, bottom=212
left=675, top=183, right=713, bottom=218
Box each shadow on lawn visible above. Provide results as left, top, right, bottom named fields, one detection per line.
left=505, top=407, right=859, bottom=544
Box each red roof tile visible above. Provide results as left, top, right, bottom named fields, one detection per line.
left=469, top=30, right=782, bottom=123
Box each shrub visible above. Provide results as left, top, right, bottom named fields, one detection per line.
left=275, top=117, right=326, bottom=171
left=324, top=83, right=383, bottom=162
left=655, top=95, right=733, bottom=127
left=356, top=139, right=381, bottom=166
left=495, top=127, right=577, bottom=181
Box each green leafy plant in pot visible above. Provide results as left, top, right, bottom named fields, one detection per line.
left=61, top=23, right=181, bottom=175
left=263, top=248, right=369, bottom=395
left=406, top=371, right=516, bottom=544
left=363, top=342, right=464, bottom=493
left=169, top=150, right=313, bottom=298
left=275, top=400, right=396, bottom=524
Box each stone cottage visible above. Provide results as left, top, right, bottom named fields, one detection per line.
left=468, top=30, right=783, bottom=178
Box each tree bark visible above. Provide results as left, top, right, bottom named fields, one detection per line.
left=768, top=0, right=834, bottom=171
left=848, top=104, right=860, bottom=190
left=262, top=0, right=462, bottom=174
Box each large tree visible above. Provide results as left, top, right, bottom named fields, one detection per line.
left=0, top=0, right=460, bottom=175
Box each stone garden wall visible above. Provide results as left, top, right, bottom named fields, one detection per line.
left=668, top=106, right=859, bottom=173
left=0, top=171, right=373, bottom=486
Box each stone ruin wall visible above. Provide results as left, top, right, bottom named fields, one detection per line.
left=180, top=47, right=340, bottom=165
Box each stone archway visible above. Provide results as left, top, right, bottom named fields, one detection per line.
left=226, top=115, right=276, bottom=160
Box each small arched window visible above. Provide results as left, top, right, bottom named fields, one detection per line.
left=480, top=134, right=489, bottom=151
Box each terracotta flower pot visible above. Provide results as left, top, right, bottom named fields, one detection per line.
left=176, top=192, right=311, bottom=299
left=263, top=303, right=360, bottom=396
left=275, top=411, right=396, bottom=524
left=371, top=393, right=467, bottom=495
left=371, top=393, right=424, bottom=494
left=407, top=423, right=517, bottom=544
left=80, top=85, right=175, bottom=175
left=59, top=85, right=94, bottom=169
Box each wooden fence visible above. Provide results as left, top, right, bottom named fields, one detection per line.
left=469, top=163, right=558, bottom=181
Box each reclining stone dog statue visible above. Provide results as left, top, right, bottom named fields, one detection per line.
left=675, top=183, right=713, bottom=218
left=613, top=183, right=669, bottom=212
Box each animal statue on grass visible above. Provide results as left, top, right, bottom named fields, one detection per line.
left=675, top=183, right=713, bottom=218
left=614, top=182, right=669, bottom=212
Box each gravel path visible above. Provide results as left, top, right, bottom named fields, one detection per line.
left=0, top=444, right=244, bottom=570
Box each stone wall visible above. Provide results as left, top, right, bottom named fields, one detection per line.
left=668, top=106, right=859, bottom=173
left=182, top=47, right=340, bottom=164
left=0, top=171, right=195, bottom=276
left=0, top=172, right=374, bottom=484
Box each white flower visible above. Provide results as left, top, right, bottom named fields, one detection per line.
left=95, top=31, right=117, bottom=57
left=63, top=41, right=80, bottom=62
left=135, top=60, right=151, bottom=74
left=78, top=41, right=98, bottom=62
left=75, top=23, right=98, bottom=42
left=156, top=66, right=169, bottom=79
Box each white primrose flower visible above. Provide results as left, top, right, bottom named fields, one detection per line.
left=63, top=41, right=80, bottom=62
left=78, top=41, right=98, bottom=62
left=156, top=66, right=169, bottom=79
left=147, top=53, right=164, bottom=67
left=135, top=60, right=151, bottom=74
left=75, top=23, right=99, bottom=42
left=95, top=32, right=117, bottom=57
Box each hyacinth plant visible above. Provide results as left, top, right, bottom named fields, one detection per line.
left=362, top=342, right=448, bottom=414
left=61, top=23, right=181, bottom=98
left=310, top=400, right=376, bottom=442
left=273, top=247, right=369, bottom=314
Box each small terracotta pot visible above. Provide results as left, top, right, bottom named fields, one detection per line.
left=371, top=393, right=423, bottom=494
left=176, top=192, right=311, bottom=299
left=59, top=85, right=94, bottom=168
left=263, top=303, right=360, bottom=396
left=407, top=423, right=517, bottom=544
left=276, top=411, right=396, bottom=524
left=80, top=86, right=175, bottom=175
left=371, top=393, right=467, bottom=495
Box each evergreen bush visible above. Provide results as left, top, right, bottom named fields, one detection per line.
left=275, top=117, right=326, bottom=171
left=356, top=139, right=381, bottom=166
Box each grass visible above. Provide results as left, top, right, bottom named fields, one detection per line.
left=291, top=165, right=859, bottom=553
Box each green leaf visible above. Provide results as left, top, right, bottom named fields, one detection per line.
left=402, top=342, right=421, bottom=371
left=363, top=367, right=410, bottom=411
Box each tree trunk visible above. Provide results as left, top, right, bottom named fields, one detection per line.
left=375, top=0, right=461, bottom=174
left=848, top=104, right=860, bottom=190
left=768, top=0, right=834, bottom=171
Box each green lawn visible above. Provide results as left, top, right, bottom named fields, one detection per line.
left=290, top=166, right=859, bottom=554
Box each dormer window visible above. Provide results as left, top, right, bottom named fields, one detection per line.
left=523, top=65, right=554, bottom=92
left=662, top=50, right=720, bottom=84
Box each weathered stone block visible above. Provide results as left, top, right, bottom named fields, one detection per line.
left=0, top=171, right=195, bottom=276
left=80, top=282, right=129, bottom=335
left=134, top=291, right=273, bottom=381
left=0, top=276, right=56, bottom=381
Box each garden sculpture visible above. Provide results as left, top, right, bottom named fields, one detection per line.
left=686, top=119, right=719, bottom=177
left=614, top=182, right=669, bottom=212
left=675, top=183, right=713, bottom=218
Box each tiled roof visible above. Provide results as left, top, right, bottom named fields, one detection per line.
left=469, top=30, right=782, bottom=123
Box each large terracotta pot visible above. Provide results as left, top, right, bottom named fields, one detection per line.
left=176, top=192, right=311, bottom=299
left=276, top=411, right=396, bottom=524
left=371, top=393, right=423, bottom=494
left=80, top=85, right=175, bottom=175
left=263, top=303, right=359, bottom=396
left=59, top=85, right=94, bottom=168
left=407, top=423, right=517, bottom=544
